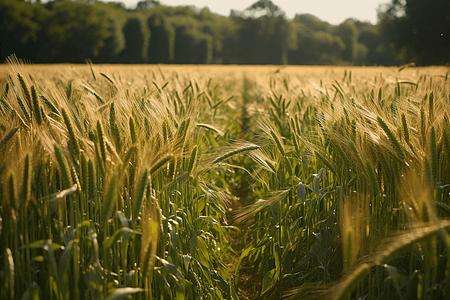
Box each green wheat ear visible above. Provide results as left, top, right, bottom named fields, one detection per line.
left=292, top=132, right=301, bottom=156
left=443, top=128, right=450, bottom=160
left=132, top=168, right=148, bottom=223
left=129, top=117, right=137, bottom=144
left=101, top=172, right=119, bottom=222
left=0, top=127, right=19, bottom=154
left=17, top=73, right=32, bottom=110
left=110, top=102, right=121, bottom=149
left=429, top=92, right=434, bottom=126
left=62, top=109, right=80, bottom=159
left=54, top=145, right=72, bottom=189
left=40, top=95, right=60, bottom=118
left=14, top=91, right=31, bottom=124
left=401, top=113, right=409, bottom=144
left=1, top=82, right=9, bottom=100
left=150, top=154, right=174, bottom=175
left=20, top=154, right=31, bottom=210
left=175, top=118, right=190, bottom=150
left=97, top=121, right=107, bottom=166
left=70, top=165, right=81, bottom=191
left=365, top=159, right=380, bottom=197
left=144, top=117, right=151, bottom=138
left=430, top=127, right=437, bottom=181
left=421, top=107, right=426, bottom=146
left=140, top=199, right=161, bottom=296
left=87, top=159, right=96, bottom=200
left=315, top=151, right=336, bottom=175
left=80, top=152, right=88, bottom=192
left=213, top=143, right=260, bottom=164
left=187, top=145, right=198, bottom=175
left=377, top=116, right=405, bottom=160
left=270, top=128, right=285, bottom=156
left=31, top=85, right=42, bottom=125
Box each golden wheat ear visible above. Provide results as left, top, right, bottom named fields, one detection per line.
left=233, top=189, right=291, bottom=224
left=286, top=220, right=450, bottom=300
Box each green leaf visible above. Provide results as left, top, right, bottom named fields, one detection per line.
left=183, top=255, right=192, bottom=273
left=384, top=264, right=406, bottom=298
left=160, top=172, right=189, bottom=192
left=104, top=288, right=144, bottom=300
left=32, top=256, right=45, bottom=262
left=78, top=220, right=91, bottom=228
left=27, top=240, right=62, bottom=251
left=102, top=227, right=140, bottom=251
left=43, top=240, right=63, bottom=297
left=116, top=211, right=129, bottom=228
left=176, top=283, right=185, bottom=300
left=295, top=246, right=316, bottom=269
left=312, top=173, right=321, bottom=195
left=210, top=270, right=229, bottom=293
left=297, top=182, right=306, bottom=204
left=157, top=257, right=185, bottom=282
left=195, top=216, right=219, bottom=224
left=188, top=221, right=197, bottom=255
left=58, top=240, right=73, bottom=290
left=235, top=245, right=253, bottom=275
left=336, top=186, right=345, bottom=202
left=196, top=236, right=210, bottom=266
left=230, top=285, right=239, bottom=300
left=100, top=73, right=116, bottom=89
left=102, top=173, right=119, bottom=222
left=261, top=268, right=278, bottom=295
left=405, top=270, right=419, bottom=300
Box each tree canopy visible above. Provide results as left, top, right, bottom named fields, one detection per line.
left=0, top=0, right=447, bottom=65
left=378, top=0, right=450, bottom=65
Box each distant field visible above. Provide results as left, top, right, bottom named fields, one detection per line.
left=1, top=62, right=449, bottom=300
left=2, top=63, right=447, bottom=80
left=1, top=63, right=447, bottom=97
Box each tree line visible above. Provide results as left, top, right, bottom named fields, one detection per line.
left=1, top=0, right=448, bottom=65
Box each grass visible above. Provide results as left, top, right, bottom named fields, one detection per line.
left=0, top=58, right=449, bottom=299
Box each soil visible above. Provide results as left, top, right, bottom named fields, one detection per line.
left=226, top=202, right=262, bottom=300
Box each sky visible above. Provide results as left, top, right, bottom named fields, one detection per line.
left=107, top=0, right=390, bottom=25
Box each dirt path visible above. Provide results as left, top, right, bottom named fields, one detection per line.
left=227, top=203, right=262, bottom=300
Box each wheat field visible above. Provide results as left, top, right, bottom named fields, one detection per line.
left=0, top=59, right=449, bottom=300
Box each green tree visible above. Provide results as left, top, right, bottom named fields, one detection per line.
left=351, top=18, right=400, bottom=66
left=172, top=20, right=213, bottom=64
left=95, top=2, right=127, bottom=63
left=232, top=0, right=293, bottom=64
left=147, top=13, right=175, bottom=63
left=0, top=0, right=49, bottom=62
left=135, top=0, right=160, bottom=11
left=357, top=26, right=382, bottom=65
left=334, top=20, right=358, bottom=63
left=196, top=7, right=238, bottom=64
left=289, top=21, right=345, bottom=65
left=44, top=0, right=112, bottom=62
left=289, top=15, right=345, bottom=65
left=119, top=15, right=150, bottom=63
left=379, top=0, right=450, bottom=65
left=292, top=13, right=332, bottom=32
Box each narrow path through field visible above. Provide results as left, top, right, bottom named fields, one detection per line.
left=227, top=201, right=262, bottom=300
